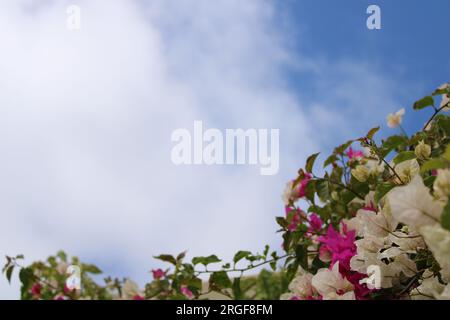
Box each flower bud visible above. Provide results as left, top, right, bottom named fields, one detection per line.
left=351, top=165, right=370, bottom=182
left=433, top=169, right=450, bottom=200
left=414, top=141, right=431, bottom=160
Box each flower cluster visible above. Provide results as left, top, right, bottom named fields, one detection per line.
left=3, top=83, right=450, bottom=300
left=280, top=83, right=450, bottom=300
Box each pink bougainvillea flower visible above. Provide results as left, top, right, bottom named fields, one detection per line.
left=180, top=285, right=194, bottom=299
left=317, top=224, right=356, bottom=271
left=285, top=207, right=306, bottom=232
left=362, top=202, right=377, bottom=213
left=346, top=147, right=364, bottom=161
left=307, top=213, right=323, bottom=234
left=297, top=173, right=312, bottom=198
left=133, top=295, right=145, bottom=300
left=316, top=223, right=374, bottom=299
left=152, top=268, right=166, bottom=280
left=31, top=283, right=42, bottom=297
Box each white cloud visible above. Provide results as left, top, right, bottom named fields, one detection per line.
left=0, top=0, right=398, bottom=298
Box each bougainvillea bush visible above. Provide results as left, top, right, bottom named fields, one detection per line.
left=3, top=83, right=450, bottom=300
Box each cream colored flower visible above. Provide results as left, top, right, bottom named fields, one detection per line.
left=311, top=262, right=355, bottom=300
left=438, top=83, right=450, bottom=111
left=387, top=108, right=405, bottom=128
left=411, top=271, right=448, bottom=300
left=282, top=181, right=295, bottom=205
left=415, top=141, right=431, bottom=160
left=420, top=225, right=450, bottom=281
left=434, top=169, right=450, bottom=201
left=348, top=208, right=396, bottom=238
left=56, top=262, right=69, bottom=275
left=387, top=175, right=443, bottom=229
left=351, top=165, right=370, bottom=182
left=121, top=279, right=143, bottom=300
left=387, top=231, right=426, bottom=253
left=366, top=160, right=385, bottom=175
left=394, top=159, right=420, bottom=184
left=350, top=252, right=398, bottom=288
left=281, top=270, right=316, bottom=300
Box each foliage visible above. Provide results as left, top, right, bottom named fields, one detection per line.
left=3, top=83, right=450, bottom=300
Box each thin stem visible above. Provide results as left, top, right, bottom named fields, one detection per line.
left=423, top=101, right=450, bottom=131
left=325, top=177, right=365, bottom=200
left=367, top=140, right=405, bottom=185
left=194, top=253, right=293, bottom=276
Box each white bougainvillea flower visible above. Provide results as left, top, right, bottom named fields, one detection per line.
left=415, top=141, right=431, bottom=160
left=280, top=270, right=316, bottom=300
left=121, top=279, right=144, bottom=300
left=420, top=225, right=450, bottom=281
left=350, top=252, right=398, bottom=289
left=351, top=165, right=370, bottom=182
left=393, top=159, right=420, bottom=184
left=282, top=180, right=295, bottom=205
left=351, top=161, right=384, bottom=183
left=411, top=271, right=447, bottom=300
left=387, top=108, right=405, bottom=128
left=387, top=175, right=443, bottom=229
left=378, top=248, right=417, bottom=277
left=348, top=208, right=396, bottom=238
left=433, top=168, right=450, bottom=201
left=387, top=231, right=426, bottom=253
left=438, top=83, right=450, bottom=111
left=311, top=262, right=355, bottom=300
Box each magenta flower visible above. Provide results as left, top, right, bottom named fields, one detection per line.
left=133, top=295, right=145, bottom=300
left=307, top=213, right=323, bottom=234
left=346, top=147, right=364, bottom=161
left=316, top=224, right=356, bottom=271
left=152, top=268, right=166, bottom=280
left=285, top=207, right=305, bottom=232
left=180, top=285, right=194, bottom=299
left=297, top=173, right=312, bottom=198
left=31, top=283, right=42, bottom=297
left=317, top=223, right=374, bottom=299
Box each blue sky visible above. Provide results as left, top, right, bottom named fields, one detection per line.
left=282, top=0, right=450, bottom=139
left=0, top=0, right=449, bottom=299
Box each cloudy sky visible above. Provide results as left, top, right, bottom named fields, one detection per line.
left=0, top=0, right=449, bottom=298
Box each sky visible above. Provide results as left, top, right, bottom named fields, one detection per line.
left=0, top=0, right=449, bottom=299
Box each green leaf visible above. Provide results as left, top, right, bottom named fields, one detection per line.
left=305, top=153, right=320, bottom=173
left=304, top=179, right=316, bottom=204
left=334, top=140, right=354, bottom=155
left=176, top=251, right=187, bottom=262
left=392, top=151, right=416, bottom=165
left=380, top=135, right=408, bottom=157
left=154, top=254, right=177, bottom=265
left=192, top=255, right=221, bottom=266
left=323, top=154, right=338, bottom=168
left=232, top=278, right=243, bottom=299
left=83, top=264, right=102, bottom=274
left=209, top=271, right=232, bottom=289
left=441, top=196, right=450, bottom=231
left=275, top=216, right=288, bottom=229
left=374, top=183, right=395, bottom=204
left=233, top=251, right=251, bottom=264
left=424, top=175, right=437, bottom=188
left=6, top=265, right=14, bottom=283
left=432, top=87, right=449, bottom=96
left=316, top=179, right=330, bottom=202
left=19, top=268, right=33, bottom=287
left=295, top=245, right=308, bottom=271
left=413, top=96, right=434, bottom=110
left=420, top=158, right=448, bottom=173
left=444, top=144, right=450, bottom=162
left=366, top=127, right=380, bottom=140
